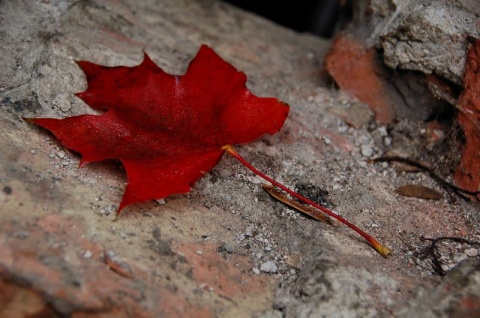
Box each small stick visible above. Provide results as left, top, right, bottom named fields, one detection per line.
left=420, top=236, right=480, bottom=275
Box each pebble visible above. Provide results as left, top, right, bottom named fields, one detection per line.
left=384, top=137, right=392, bottom=146
left=260, top=260, right=278, bottom=273
left=156, top=198, right=166, bottom=205
left=14, top=231, right=29, bottom=239
left=465, top=248, right=478, bottom=257
left=361, top=144, right=373, bottom=157
left=222, top=242, right=235, bottom=253
left=252, top=267, right=261, bottom=275
left=377, top=126, right=388, bottom=137
left=120, top=231, right=127, bottom=239
left=83, top=250, right=93, bottom=258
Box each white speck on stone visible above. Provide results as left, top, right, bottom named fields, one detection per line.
left=252, top=267, right=261, bottom=275
left=260, top=260, right=278, bottom=273
left=30, top=149, right=36, bottom=154
left=465, top=248, right=478, bottom=257
left=56, top=151, right=65, bottom=159
left=361, top=144, right=373, bottom=157
left=120, top=231, right=127, bottom=239
left=196, top=250, right=203, bottom=255
left=384, top=137, right=392, bottom=146
left=156, top=198, right=166, bottom=205
left=323, top=137, right=331, bottom=145
left=222, top=243, right=234, bottom=253
left=83, top=250, right=92, bottom=258
left=377, top=126, right=388, bottom=137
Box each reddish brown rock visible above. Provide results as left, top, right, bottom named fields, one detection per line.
left=0, top=214, right=212, bottom=318
left=0, top=279, right=58, bottom=318
left=325, top=33, right=395, bottom=124
left=455, top=39, right=480, bottom=193
left=173, top=242, right=271, bottom=299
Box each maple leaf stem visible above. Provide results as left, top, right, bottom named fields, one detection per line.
left=223, top=145, right=391, bottom=257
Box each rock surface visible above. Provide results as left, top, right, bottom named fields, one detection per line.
left=364, top=0, right=480, bottom=85
left=1, top=0, right=479, bottom=317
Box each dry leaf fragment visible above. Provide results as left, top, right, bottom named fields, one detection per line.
left=262, top=184, right=338, bottom=226
left=395, top=184, right=443, bottom=200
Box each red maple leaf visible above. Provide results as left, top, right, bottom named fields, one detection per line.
left=28, top=45, right=390, bottom=257
left=29, top=45, right=289, bottom=211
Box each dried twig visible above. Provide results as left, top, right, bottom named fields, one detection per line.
left=419, top=236, right=480, bottom=276
left=371, top=156, right=480, bottom=202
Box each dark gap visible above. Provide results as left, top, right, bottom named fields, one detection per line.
left=222, top=0, right=348, bottom=38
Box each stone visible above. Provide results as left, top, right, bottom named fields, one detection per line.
left=394, top=259, right=480, bottom=318
left=325, top=34, right=395, bottom=124
left=454, top=39, right=480, bottom=191
left=465, top=248, right=478, bottom=257
left=1, top=0, right=479, bottom=317
left=376, top=0, right=480, bottom=85
left=260, top=261, right=278, bottom=274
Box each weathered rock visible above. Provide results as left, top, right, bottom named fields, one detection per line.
left=325, top=33, right=396, bottom=124
left=395, top=259, right=480, bottom=318
left=454, top=39, right=480, bottom=192
left=276, top=255, right=399, bottom=317
left=375, top=0, right=480, bottom=85
left=1, top=0, right=479, bottom=317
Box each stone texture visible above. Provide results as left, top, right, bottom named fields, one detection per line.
left=395, top=259, right=480, bottom=318
left=454, top=39, right=480, bottom=192
left=325, top=33, right=396, bottom=124
left=333, top=0, right=480, bottom=197
left=377, top=0, right=480, bottom=85
left=1, top=0, right=479, bottom=317
left=0, top=214, right=212, bottom=317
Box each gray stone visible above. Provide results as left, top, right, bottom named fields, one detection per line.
left=1, top=0, right=479, bottom=316
left=395, top=259, right=480, bottom=318
left=279, top=257, right=399, bottom=317
left=254, top=310, right=283, bottom=318
left=260, top=261, right=278, bottom=273
left=377, top=0, right=480, bottom=84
